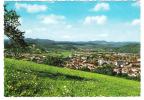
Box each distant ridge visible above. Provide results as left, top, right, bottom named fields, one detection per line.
left=4, top=38, right=140, bottom=53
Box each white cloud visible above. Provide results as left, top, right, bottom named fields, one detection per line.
left=15, top=3, right=47, bottom=13
left=62, top=35, right=71, bottom=39
left=98, top=33, right=108, bottom=37
left=66, top=25, right=72, bottom=29
left=83, top=15, right=107, bottom=25
left=131, top=1, right=140, bottom=7
left=26, top=29, right=32, bottom=34
left=39, top=14, right=66, bottom=24
left=131, top=19, right=140, bottom=26
left=92, top=3, right=110, bottom=12
left=23, top=20, right=140, bottom=42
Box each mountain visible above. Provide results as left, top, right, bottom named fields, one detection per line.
left=4, top=38, right=140, bottom=53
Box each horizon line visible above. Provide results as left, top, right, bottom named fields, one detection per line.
left=4, top=37, right=140, bottom=43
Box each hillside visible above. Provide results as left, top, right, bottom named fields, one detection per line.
left=5, top=58, right=140, bottom=96
left=4, top=38, right=140, bottom=53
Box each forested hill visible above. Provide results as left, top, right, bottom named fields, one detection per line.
left=4, top=38, right=140, bottom=53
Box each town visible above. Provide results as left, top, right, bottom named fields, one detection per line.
left=65, top=51, right=140, bottom=78
left=4, top=46, right=140, bottom=79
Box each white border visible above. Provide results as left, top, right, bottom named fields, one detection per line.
left=0, top=0, right=4, bottom=99
left=141, top=0, right=144, bottom=97
left=0, top=0, right=144, bottom=99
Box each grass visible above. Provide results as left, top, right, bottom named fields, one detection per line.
left=60, top=51, right=72, bottom=57
left=42, top=50, right=72, bottom=57
left=4, top=58, right=140, bottom=97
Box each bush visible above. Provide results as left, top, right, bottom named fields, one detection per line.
left=44, top=55, right=66, bottom=67
left=80, top=65, right=90, bottom=72
left=94, top=64, right=114, bottom=75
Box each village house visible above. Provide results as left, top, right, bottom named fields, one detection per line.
left=115, top=60, right=126, bottom=67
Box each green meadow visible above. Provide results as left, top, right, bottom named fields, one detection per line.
left=4, top=58, right=140, bottom=97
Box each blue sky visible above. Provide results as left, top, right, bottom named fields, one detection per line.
left=5, top=1, right=140, bottom=42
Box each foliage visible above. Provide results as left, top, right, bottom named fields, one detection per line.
left=94, top=64, right=115, bottom=75
left=4, top=4, right=27, bottom=47
left=80, top=65, right=91, bottom=71
left=5, top=38, right=139, bottom=53
left=116, top=72, right=140, bottom=81
left=44, top=55, right=66, bottom=67
left=113, top=44, right=140, bottom=53
left=4, top=58, right=140, bottom=96
left=4, top=4, right=27, bottom=57
left=94, top=65, right=140, bottom=81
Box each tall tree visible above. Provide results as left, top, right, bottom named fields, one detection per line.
left=4, top=4, right=27, bottom=48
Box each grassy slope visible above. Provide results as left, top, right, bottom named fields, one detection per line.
left=4, top=58, right=140, bottom=96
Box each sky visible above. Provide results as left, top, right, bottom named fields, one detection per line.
left=5, top=1, right=140, bottom=42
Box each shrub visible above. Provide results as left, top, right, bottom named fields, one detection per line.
left=80, top=65, right=90, bottom=72
left=94, top=64, right=114, bottom=75
left=44, top=55, right=66, bottom=67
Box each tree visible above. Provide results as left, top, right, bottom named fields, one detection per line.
left=95, top=64, right=115, bottom=75
left=4, top=4, right=27, bottom=47
left=4, top=4, right=27, bottom=57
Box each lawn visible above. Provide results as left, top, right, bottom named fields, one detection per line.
left=4, top=58, right=140, bottom=97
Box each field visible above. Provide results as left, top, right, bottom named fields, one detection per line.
left=44, top=50, right=72, bottom=57
left=4, top=58, right=140, bottom=97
